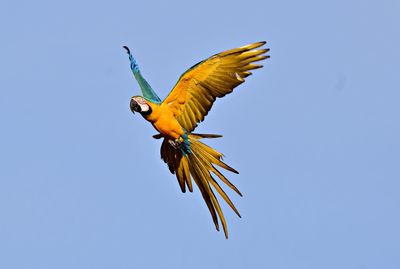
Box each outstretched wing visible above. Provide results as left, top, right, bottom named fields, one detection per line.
left=162, top=41, right=270, bottom=132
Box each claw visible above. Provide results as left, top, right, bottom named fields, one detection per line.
left=168, top=138, right=183, bottom=149
left=168, top=140, right=176, bottom=148
left=168, top=139, right=180, bottom=149
left=168, top=137, right=191, bottom=155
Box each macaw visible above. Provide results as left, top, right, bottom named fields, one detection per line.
left=124, top=42, right=269, bottom=238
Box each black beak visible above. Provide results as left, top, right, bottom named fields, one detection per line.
left=130, top=99, right=141, bottom=114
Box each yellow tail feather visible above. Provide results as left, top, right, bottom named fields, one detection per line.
left=160, top=134, right=241, bottom=238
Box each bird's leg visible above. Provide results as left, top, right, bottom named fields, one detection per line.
left=168, top=135, right=191, bottom=155
left=168, top=139, right=177, bottom=149
left=168, top=137, right=184, bottom=149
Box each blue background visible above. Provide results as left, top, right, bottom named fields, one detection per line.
left=1, top=0, right=399, bottom=268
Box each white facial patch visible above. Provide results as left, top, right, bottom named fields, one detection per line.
left=132, top=96, right=150, bottom=112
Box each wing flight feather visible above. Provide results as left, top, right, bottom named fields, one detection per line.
left=162, top=41, right=270, bottom=132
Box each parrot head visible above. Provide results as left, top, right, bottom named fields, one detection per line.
left=130, top=96, right=151, bottom=115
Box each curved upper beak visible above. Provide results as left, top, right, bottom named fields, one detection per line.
left=130, top=98, right=141, bottom=114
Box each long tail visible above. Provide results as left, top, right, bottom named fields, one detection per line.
left=160, top=133, right=242, bottom=238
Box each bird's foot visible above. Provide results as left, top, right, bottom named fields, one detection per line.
left=168, top=138, right=183, bottom=149
left=168, top=136, right=191, bottom=155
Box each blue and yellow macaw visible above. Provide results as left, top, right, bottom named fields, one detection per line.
left=124, top=42, right=269, bottom=238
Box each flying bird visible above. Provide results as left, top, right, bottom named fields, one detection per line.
left=124, top=42, right=269, bottom=238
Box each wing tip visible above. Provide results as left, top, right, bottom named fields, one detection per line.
left=153, top=134, right=164, bottom=139
left=250, top=41, right=267, bottom=49
left=122, top=45, right=130, bottom=54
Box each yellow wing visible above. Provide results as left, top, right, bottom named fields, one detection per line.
left=162, top=41, right=270, bottom=132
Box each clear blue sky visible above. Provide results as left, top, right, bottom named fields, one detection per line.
left=1, top=0, right=399, bottom=268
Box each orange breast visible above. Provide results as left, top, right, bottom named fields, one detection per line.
left=144, top=102, right=184, bottom=139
